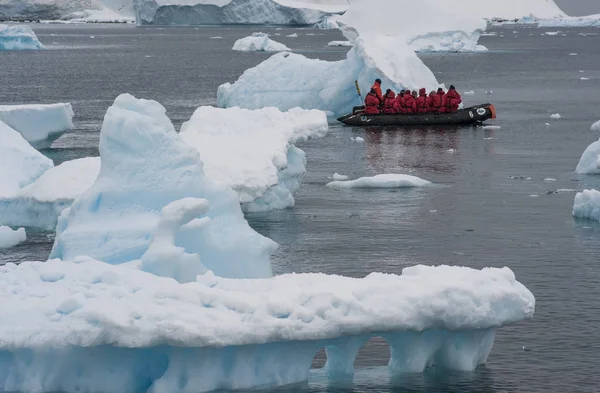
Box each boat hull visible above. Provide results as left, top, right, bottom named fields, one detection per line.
left=337, top=104, right=496, bottom=126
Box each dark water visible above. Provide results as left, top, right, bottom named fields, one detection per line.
left=2, top=24, right=600, bottom=392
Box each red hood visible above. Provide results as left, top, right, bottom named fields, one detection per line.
left=419, top=88, right=426, bottom=96
left=387, top=92, right=396, bottom=99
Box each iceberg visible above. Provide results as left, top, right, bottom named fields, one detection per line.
left=573, top=189, right=600, bottom=221
left=537, top=14, right=600, bottom=28
left=0, top=103, right=74, bottom=149
left=134, top=0, right=348, bottom=26
left=327, top=174, right=431, bottom=189
left=576, top=139, right=600, bottom=175
left=0, top=157, right=100, bottom=230
left=180, top=106, right=327, bottom=212
left=0, top=258, right=534, bottom=392
left=0, top=0, right=134, bottom=22
left=232, top=32, right=290, bottom=52
left=50, top=94, right=276, bottom=279
left=0, top=121, right=54, bottom=199
left=0, top=24, right=44, bottom=50
left=0, top=226, right=25, bottom=248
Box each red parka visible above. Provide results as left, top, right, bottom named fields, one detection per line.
left=432, top=91, right=446, bottom=113
left=371, top=81, right=383, bottom=102
left=445, top=89, right=462, bottom=112
left=416, top=88, right=429, bottom=113
left=394, top=93, right=406, bottom=113
left=364, top=92, right=380, bottom=114
left=403, top=91, right=417, bottom=113
left=382, top=91, right=396, bottom=114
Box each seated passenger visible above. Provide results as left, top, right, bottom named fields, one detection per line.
left=404, top=90, right=417, bottom=113
left=427, top=90, right=436, bottom=110
left=445, top=85, right=462, bottom=112
left=382, top=89, right=397, bottom=113
left=364, top=88, right=381, bottom=114
left=371, top=78, right=383, bottom=103
left=433, top=87, right=446, bottom=113
left=416, top=88, right=429, bottom=113
left=394, top=90, right=406, bottom=113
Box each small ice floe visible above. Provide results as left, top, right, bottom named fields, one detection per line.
left=446, top=148, right=457, bottom=153
left=210, top=36, right=223, bottom=39
left=569, top=53, right=578, bottom=56
left=483, top=137, right=493, bottom=140
left=326, top=174, right=431, bottom=189
left=547, top=189, right=578, bottom=195
left=429, top=209, right=437, bottom=213
left=275, top=28, right=282, bottom=31
left=481, top=125, right=501, bottom=130
left=529, top=194, right=539, bottom=198
left=331, top=173, right=349, bottom=181
left=581, top=77, right=590, bottom=80
left=0, top=226, right=26, bottom=249
left=305, top=33, right=315, bottom=36
left=90, top=36, right=95, bottom=39
left=485, top=90, right=493, bottom=94
left=580, top=70, right=585, bottom=73
left=591, top=120, right=600, bottom=131
left=481, top=32, right=496, bottom=36
left=522, top=346, right=532, bottom=352
left=550, top=113, right=561, bottom=120
left=545, top=123, right=551, bottom=126
left=286, top=33, right=298, bottom=38
left=328, top=40, right=352, bottom=47
left=464, top=91, right=475, bottom=95
left=543, top=178, right=557, bottom=182
left=351, top=136, right=364, bottom=142
left=508, top=176, right=532, bottom=180
left=145, top=55, right=152, bottom=58
left=544, top=31, right=560, bottom=36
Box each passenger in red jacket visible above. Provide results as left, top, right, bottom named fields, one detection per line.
left=403, top=89, right=417, bottom=113
left=371, top=78, right=383, bottom=103
left=416, top=88, right=429, bottom=113
left=427, top=90, right=436, bottom=110
left=382, top=89, right=396, bottom=114
left=394, top=90, right=406, bottom=113
left=445, top=85, right=462, bottom=112
left=432, top=87, right=446, bottom=113
left=364, top=88, right=381, bottom=114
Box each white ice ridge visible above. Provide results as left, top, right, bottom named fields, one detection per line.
left=0, top=226, right=26, bottom=248
left=537, top=14, right=600, bottom=28
left=180, top=106, right=327, bottom=212
left=0, top=157, right=100, bottom=230
left=50, top=94, right=276, bottom=279
left=327, top=174, right=431, bottom=189
left=0, top=259, right=534, bottom=392
left=0, top=121, right=54, bottom=199
left=218, top=35, right=439, bottom=115
left=0, top=24, right=44, bottom=50
left=232, top=32, right=290, bottom=52
left=573, top=189, right=600, bottom=221
left=0, top=0, right=135, bottom=22
left=134, top=0, right=348, bottom=26
left=0, top=103, right=74, bottom=149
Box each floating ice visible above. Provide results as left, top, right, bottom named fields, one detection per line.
left=331, top=173, right=348, bottom=181
left=544, top=31, right=560, bottom=36
left=328, top=40, right=352, bottom=47
left=351, top=136, right=364, bottom=142
left=573, top=189, right=600, bottom=221
left=538, top=14, right=600, bottom=28
left=581, top=77, right=590, bottom=81
left=327, top=174, right=431, bottom=189
left=0, top=259, right=534, bottom=392
left=232, top=32, right=291, bottom=52
left=464, top=91, right=475, bottom=95
left=576, top=133, right=600, bottom=175
left=0, top=103, right=74, bottom=149
left=50, top=94, right=276, bottom=279
left=0, top=226, right=25, bottom=248
left=569, top=53, right=578, bottom=56
left=0, top=24, right=44, bottom=50
left=592, top=120, right=600, bottom=132
left=544, top=178, right=557, bottom=182
left=179, top=106, right=328, bottom=212
left=315, top=13, right=341, bottom=29
left=550, top=113, right=561, bottom=119
left=0, top=157, right=100, bottom=230
left=0, top=121, right=54, bottom=199
left=481, top=125, right=501, bottom=130
left=210, top=36, right=223, bottom=39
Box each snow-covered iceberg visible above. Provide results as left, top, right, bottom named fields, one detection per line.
left=0, top=121, right=54, bottom=199
left=575, top=125, right=600, bottom=174
left=180, top=106, right=327, bottom=212
left=538, top=14, right=600, bottom=28
left=573, top=189, right=600, bottom=221
left=0, top=24, right=44, bottom=50
left=0, top=226, right=25, bottom=248
left=134, top=0, right=348, bottom=26
left=232, top=32, right=290, bottom=52
left=50, top=94, right=276, bottom=279
left=0, top=157, right=100, bottom=230
left=0, top=258, right=534, bottom=392
left=0, top=0, right=134, bottom=22
left=327, top=174, right=431, bottom=189
left=0, top=103, right=74, bottom=149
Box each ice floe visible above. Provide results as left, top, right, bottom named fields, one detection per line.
left=179, top=106, right=328, bottom=212
left=232, top=32, right=290, bottom=52
left=331, top=173, right=348, bottom=181
left=0, top=24, right=44, bottom=50
left=328, top=40, right=352, bottom=47
left=0, top=226, right=25, bottom=248
left=576, top=129, right=600, bottom=175
left=550, top=113, right=561, bottom=119
left=573, top=189, right=600, bottom=221
left=0, top=103, right=74, bottom=149
left=327, top=174, right=431, bottom=189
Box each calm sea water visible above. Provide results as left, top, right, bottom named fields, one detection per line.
left=1, top=24, right=600, bottom=392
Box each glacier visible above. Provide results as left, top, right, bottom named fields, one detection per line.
left=0, top=121, right=54, bottom=199
left=0, top=103, right=74, bottom=149
left=50, top=94, right=276, bottom=279
left=232, top=32, right=290, bottom=52
left=573, top=189, right=600, bottom=222
left=0, top=157, right=100, bottom=230
left=0, top=24, right=44, bottom=50
left=134, top=0, right=348, bottom=26
left=0, top=258, right=534, bottom=392
left=180, top=106, right=327, bottom=212
left=0, top=226, right=26, bottom=248
left=0, top=0, right=134, bottom=22
left=326, top=174, right=431, bottom=189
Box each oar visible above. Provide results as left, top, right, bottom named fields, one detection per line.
left=354, top=80, right=363, bottom=105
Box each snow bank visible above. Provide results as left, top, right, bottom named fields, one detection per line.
left=0, top=157, right=100, bottom=230
left=50, top=94, right=276, bottom=279
left=0, top=24, right=43, bottom=50
left=218, top=35, right=439, bottom=115
left=180, top=106, right=327, bottom=212
left=0, top=0, right=134, bottom=22
left=0, top=121, right=54, bottom=199
left=134, top=0, right=348, bottom=26
left=0, top=226, right=25, bottom=248
left=538, top=14, right=600, bottom=28
left=573, top=189, right=600, bottom=221
left=0, top=103, right=74, bottom=149
left=0, top=258, right=534, bottom=391
left=327, top=174, right=431, bottom=189
left=232, top=32, right=290, bottom=52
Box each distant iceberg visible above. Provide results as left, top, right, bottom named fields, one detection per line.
left=134, top=0, right=348, bottom=26
left=538, top=14, right=600, bottom=28
left=180, top=106, right=327, bottom=212
left=0, top=24, right=44, bottom=50
left=0, top=103, right=74, bottom=149
left=232, top=32, right=290, bottom=52
left=0, top=0, right=134, bottom=22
